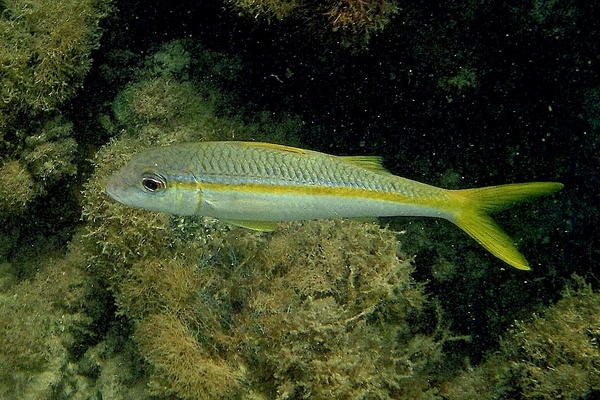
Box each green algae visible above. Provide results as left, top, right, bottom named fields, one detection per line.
left=231, top=0, right=399, bottom=46
left=0, top=0, right=112, bottom=243
left=0, top=0, right=112, bottom=125
left=0, top=116, right=78, bottom=218
left=0, top=160, right=36, bottom=213
left=0, top=246, right=93, bottom=398
left=0, top=4, right=113, bottom=394
left=441, top=275, right=600, bottom=400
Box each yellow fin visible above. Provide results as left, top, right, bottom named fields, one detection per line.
left=223, top=219, right=279, bottom=232
left=455, top=212, right=531, bottom=270
left=458, top=182, right=564, bottom=213
left=239, top=142, right=307, bottom=155
left=450, top=182, right=563, bottom=270
left=340, top=156, right=392, bottom=174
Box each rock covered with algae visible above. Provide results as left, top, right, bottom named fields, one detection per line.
left=441, top=275, right=600, bottom=400
left=0, top=0, right=112, bottom=119
left=0, top=246, right=93, bottom=398
left=0, top=0, right=112, bottom=217
left=231, top=0, right=399, bottom=45
left=0, top=1, right=113, bottom=393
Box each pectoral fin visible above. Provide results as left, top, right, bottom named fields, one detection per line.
left=223, top=219, right=279, bottom=232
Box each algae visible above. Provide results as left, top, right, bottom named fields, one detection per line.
left=0, top=116, right=78, bottom=216
left=0, top=245, right=93, bottom=398
left=0, top=0, right=112, bottom=259
left=0, top=160, right=35, bottom=213
left=0, top=4, right=112, bottom=394
left=231, top=0, right=399, bottom=45
left=441, top=276, right=600, bottom=400
left=0, top=0, right=112, bottom=120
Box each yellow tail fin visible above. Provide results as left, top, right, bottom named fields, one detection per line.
left=449, top=182, right=563, bottom=270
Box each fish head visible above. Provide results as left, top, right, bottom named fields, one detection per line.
left=105, top=150, right=200, bottom=215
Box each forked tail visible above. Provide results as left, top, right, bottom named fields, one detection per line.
left=449, top=182, right=563, bottom=270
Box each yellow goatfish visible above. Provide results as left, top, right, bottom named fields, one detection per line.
left=106, top=141, right=563, bottom=270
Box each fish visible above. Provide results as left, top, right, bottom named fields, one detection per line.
left=106, top=141, right=563, bottom=270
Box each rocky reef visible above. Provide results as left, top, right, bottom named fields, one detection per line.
left=0, top=0, right=111, bottom=215
left=441, top=276, right=600, bottom=399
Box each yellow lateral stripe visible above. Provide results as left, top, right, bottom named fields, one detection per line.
left=171, top=179, right=448, bottom=209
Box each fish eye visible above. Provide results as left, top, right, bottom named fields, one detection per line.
left=141, top=174, right=166, bottom=192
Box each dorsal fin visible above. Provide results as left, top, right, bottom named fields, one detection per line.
left=340, top=156, right=392, bottom=175
left=237, top=142, right=308, bottom=155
